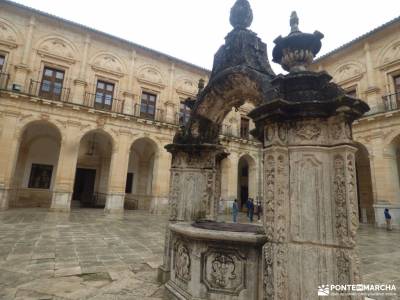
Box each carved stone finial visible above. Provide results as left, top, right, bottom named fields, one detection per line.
left=198, top=78, right=205, bottom=91
left=229, top=0, right=253, bottom=30
left=290, top=11, right=299, bottom=33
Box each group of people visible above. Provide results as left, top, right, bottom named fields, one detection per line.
left=232, top=198, right=262, bottom=223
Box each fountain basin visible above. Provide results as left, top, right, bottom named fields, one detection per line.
left=165, top=222, right=267, bottom=300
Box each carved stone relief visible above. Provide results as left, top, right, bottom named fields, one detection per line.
left=39, top=38, right=75, bottom=59
left=0, top=21, right=17, bottom=44
left=381, top=40, right=400, bottom=65
left=333, top=155, right=348, bottom=246
left=294, top=121, right=321, bottom=140
left=202, top=249, right=245, bottom=294
left=174, top=240, right=191, bottom=283
left=334, top=62, right=363, bottom=83
left=93, top=53, right=124, bottom=74
left=347, top=154, right=358, bottom=247
left=138, top=66, right=164, bottom=85
left=264, top=155, right=275, bottom=240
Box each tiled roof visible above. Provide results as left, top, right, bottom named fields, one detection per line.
left=314, top=15, right=400, bottom=63
left=2, top=0, right=211, bottom=74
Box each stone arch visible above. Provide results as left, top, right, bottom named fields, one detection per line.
left=90, top=51, right=127, bottom=75
left=35, top=35, right=78, bottom=60
left=137, top=64, right=165, bottom=86
left=333, top=61, right=365, bottom=84
left=78, top=127, right=116, bottom=151
left=126, top=137, right=159, bottom=210
left=0, top=17, right=21, bottom=46
left=17, top=118, right=64, bottom=143
left=10, top=120, right=62, bottom=208
left=72, top=129, right=115, bottom=208
left=378, top=39, right=400, bottom=66
left=354, top=142, right=375, bottom=224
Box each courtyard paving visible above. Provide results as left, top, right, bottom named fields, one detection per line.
left=0, top=208, right=398, bottom=299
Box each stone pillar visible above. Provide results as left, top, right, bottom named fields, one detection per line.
left=14, top=16, right=35, bottom=91
left=104, top=134, right=131, bottom=213
left=260, top=118, right=362, bottom=299
left=149, top=147, right=171, bottom=215
left=369, top=141, right=400, bottom=228
left=0, top=112, right=20, bottom=210
left=158, top=144, right=225, bottom=283
left=50, top=126, right=80, bottom=212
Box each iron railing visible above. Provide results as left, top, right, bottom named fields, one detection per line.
left=0, top=72, right=9, bottom=90
left=382, top=92, right=400, bottom=112
left=220, top=124, right=255, bottom=141
left=29, top=79, right=71, bottom=102
left=84, top=92, right=124, bottom=113
left=133, top=103, right=166, bottom=122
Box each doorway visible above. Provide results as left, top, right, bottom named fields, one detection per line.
left=73, top=168, right=96, bottom=207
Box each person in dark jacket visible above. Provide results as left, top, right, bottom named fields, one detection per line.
left=232, top=199, right=239, bottom=223
left=248, top=198, right=254, bottom=223
left=384, top=208, right=392, bottom=231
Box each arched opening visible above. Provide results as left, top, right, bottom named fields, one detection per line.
left=355, top=143, right=374, bottom=224
left=11, top=121, right=61, bottom=208
left=125, top=138, right=158, bottom=210
left=72, top=130, right=113, bottom=208
left=237, top=155, right=256, bottom=212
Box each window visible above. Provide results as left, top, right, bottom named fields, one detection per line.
left=140, top=92, right=157, bottom=119
left=39, top=67, right=65, bottom=101
left=0, top=55, right=5, bottom=71
left=125, top=172, right=134, bottom=194
left=95, top=80, right=114, bottom=110
left=240, top=117, right=250, bottom=139
left=28, top=164, right=53, bottom=189
left=179, top=100, right=191, bottom=125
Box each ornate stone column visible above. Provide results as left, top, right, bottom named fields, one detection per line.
left=249, top=12, right=369, bottom=299
left=158, top=144, right=226, bottom=283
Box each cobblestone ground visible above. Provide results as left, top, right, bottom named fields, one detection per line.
left=0, top=208, right=399, bottom=299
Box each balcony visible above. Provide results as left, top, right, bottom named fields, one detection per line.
left=0, top=72, right=10, bottom=90
left=382, top=92, right=400, bottom=112
left=220, top=124, right=256, bottom=141
left=29, top=80, right=71, bottom=102
left=84, top=92, right=124, bottom=114
left=133, top=103, right=166, bottom=123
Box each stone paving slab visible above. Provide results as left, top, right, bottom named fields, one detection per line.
left=0, top=208, right=398, bottom=299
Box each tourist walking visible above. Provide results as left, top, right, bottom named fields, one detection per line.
left=232, top=199, right=239, bottom=223
left=248, top=198, right=254, bottom=223
left=384, top=208, right=393, bottom=231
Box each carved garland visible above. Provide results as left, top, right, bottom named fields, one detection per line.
left=169, top=171, right=180, bottom=220
left=263, top=244, right=274, bottom=300
left=347, top=154, right=358, bottom=247
left=334, top=155, right=348, bottom=246
left=264, top=155, right=275, bottom=240
left=294, top=122, right=321, bottom=140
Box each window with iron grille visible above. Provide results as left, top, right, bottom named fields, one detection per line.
left=140, top=92, right=157, bottom=119
left=179, top=100, right=191, bottom=125
left=39, top=67, right=65, bottom=101
left=240, top=117, right=250, bottom=139
left=28, top=164, right=53, bottom=189
left=95, top=80, right=114, bottom=110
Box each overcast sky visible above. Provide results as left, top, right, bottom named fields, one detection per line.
left=11, top=0, right=400, bottom=73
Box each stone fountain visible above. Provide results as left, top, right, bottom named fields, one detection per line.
left=159, top=1, right=369, bottom=299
